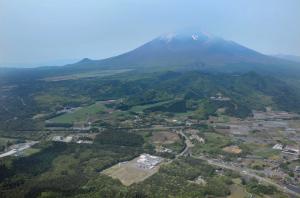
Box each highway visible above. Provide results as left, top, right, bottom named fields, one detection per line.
left=0, top=141, right=38, bottom=158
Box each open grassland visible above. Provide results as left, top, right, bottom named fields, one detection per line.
left=49, top=102, right=106, bottom=124
left=129, top=100, right=172, bottom=113
left=43, top=69, right=132, bottom=81
left=227, top=184, right=250, bottom=198
left=288, top=120, right=300, bottom=128
left=227, top=178, right=250, bottom=198
left=240, top=143, right=281, bottom=159
left=35, top=91, right=90, bottom=110
left=22, top=148, right=41, bottom=156
left=191, top=132, right=232, bottom=156
left=0, top=137, right=17, bottom=146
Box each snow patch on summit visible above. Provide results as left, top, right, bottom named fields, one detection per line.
left=191, top=34, right=199, bottom=40
left=160, top=33, right=177, bottom=42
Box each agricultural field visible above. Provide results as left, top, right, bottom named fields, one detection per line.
left=43, top=69, right=132, bottom=81
left=48, top=102, right=107, bottom=124
left=240, top=143, right=281, bottom=159
left=129, top=100, right=172, bottom=113
left=191, top=132, right=232, bottom=156
left=0, top=137, right=23, bottom=151
left=222, top=146, right=242, bottom=154
left=227, top=179, right=250, bottom=198
left=34, top=91, right=90, bottom=110
left=22, top=147, right=41, bottom=157
left=0, top=137, right=17, bottom=147
left=151, top=131, right=179, bottom=145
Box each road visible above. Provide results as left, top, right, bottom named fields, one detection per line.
left=175, top=129, right=300, bottom=197
left=192, top=155, right=300, bottom=197
left=0, top=141, right=39, bottom=158
left=174, top=129, right=193, bottom=157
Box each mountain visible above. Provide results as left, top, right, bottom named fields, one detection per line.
left=273, top=54, right=300, bottom=63
left=1, top=32, right=299, bottom=82
left=68, top=32, right=299, bottom=74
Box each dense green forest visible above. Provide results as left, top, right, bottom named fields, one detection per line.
left=0, top=131, right=145, bottom=197
left=1, top=70, right=300, bottom=134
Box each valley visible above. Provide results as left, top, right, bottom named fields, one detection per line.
left=1, top=82, right=300, bottom=197
left=1, top=33, right=300, bottom=198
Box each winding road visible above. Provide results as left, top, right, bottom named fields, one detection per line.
left=175, top=129, right=300, bottom=197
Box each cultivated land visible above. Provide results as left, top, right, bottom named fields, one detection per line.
left=2, top=69, right=300, bottom=197
left=129, top=100, right=172, bottom=113
left=2, top=90, right=300, bottom=197
left=151, top=131, right=179, bottom=144
left=43, top=69, right=132, bottom=81
left=48, top=102, right=107, bottom=124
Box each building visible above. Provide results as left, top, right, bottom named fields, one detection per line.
left=136, top=154, right=163, bottom=169
left=294, top=166, right=300, bottom=174
left=272, top=144, right=283, bottom=150
left=283, top=145, right=299, bottom=155
left=76, top=140, right=93, bottom=144
left=52, top=136, right=64, bottom=142
left=52, top=136, right=73, bottom=143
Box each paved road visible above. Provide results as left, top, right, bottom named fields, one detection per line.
left=0, top=141, right=38, bottom=158
left=175, top=129, right=300, bottom=197
left=190, top=154, right=300, bottom=197
left=176, top=129, right=193, bottom=157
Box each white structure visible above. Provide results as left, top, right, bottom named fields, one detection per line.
left=136, top=154, right=163, bottom=169
left=64, top=136, right=73, bottom=143
left=283, top=145, right=299, bottom=155
left=272, top=144, right=283, bottom=150
left=76, top=140, right=93, bottom=144
left=52, top=136, right=73, bottom=143
left=190, top=135, right=205, bottom=143
left=52, top=136, right=64, bottom=142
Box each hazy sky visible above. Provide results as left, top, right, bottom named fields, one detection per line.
left=1, top=0, right=300, bottom=67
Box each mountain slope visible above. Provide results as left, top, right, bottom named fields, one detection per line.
left=1, top=32, right=299, bottom=83
left=68, top=32, right=299, bottom=74
left=273, top=54, right=300, bottom=63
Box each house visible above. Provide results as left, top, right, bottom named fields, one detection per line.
left=283, top=145, right=299, bottom=155
left=272, top=144, right=283, bottom=150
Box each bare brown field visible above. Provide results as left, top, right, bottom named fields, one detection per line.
left=152, top=131, right=179, bottom=144
left=222, top=146, right=242, bottom=154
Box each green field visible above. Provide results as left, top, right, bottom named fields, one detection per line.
left=49, top=102, right=107, bottom=124
left=129, top=100, right=172, bottom=113
left=0, top=137, right=15, bottom=145
left=240, top=143, right=281, bottom=159
left=191, top=132, right=232, bottom=156
left=43, top=69, right=132, bottom=81
left=0, top=137, right=19, bottom=150
left=35, top=91, right=90, bottom=110
left=22, top=148, right=41, bottom=156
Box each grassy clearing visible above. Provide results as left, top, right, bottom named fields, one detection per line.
left=151, top=131, right=179, bottom=145
left=49, top=102, right=106, bottom=124
left=43, top=69, right=132, bottom=81
left=227, top=178, right=252, bottom=198
left=228, top=184, right=250, bottom=198
left=241, top=143, right=280, bottom=159
left=0, top=137, right=16, bottom=146
left=191, top=132, right=232, bottom=156
left=129, top=101, right=172, bottom=113
left=35, top=91, right=90, bottom=109
left=22, top=148, right=41, bottom=156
